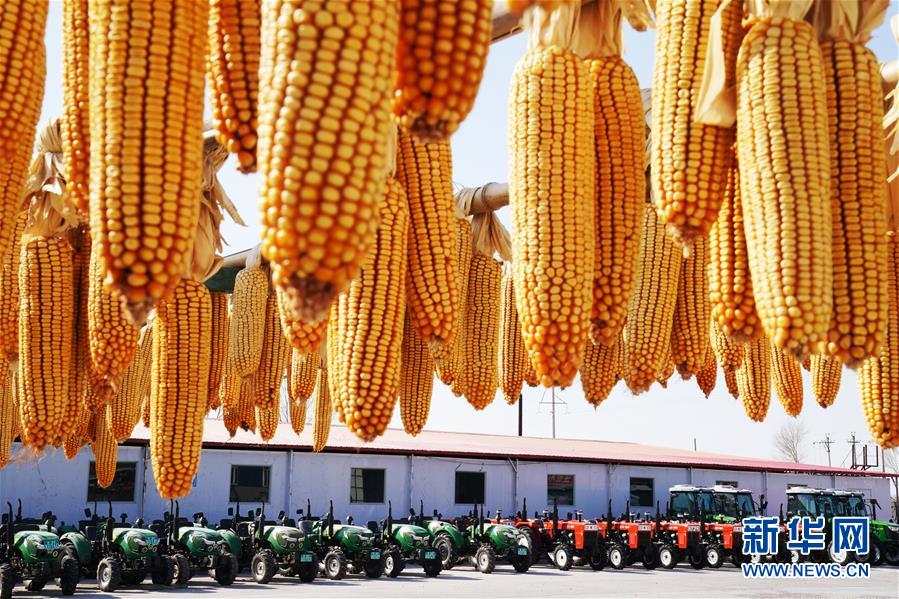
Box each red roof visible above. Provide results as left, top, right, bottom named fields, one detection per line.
left=125, top=419, right=896, bottom=478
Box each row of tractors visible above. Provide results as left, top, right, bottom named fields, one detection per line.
left=2, top=485, right=897, bottom=597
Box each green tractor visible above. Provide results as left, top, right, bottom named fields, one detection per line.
left=0, top=503, right=79, bottom=599
left=218, top=504, right=317, bottom=583
left=149, top=502, right=239, bottom=586
left=414, top=502, right=466, bottom=570
left=57, top=503, right=174, bottom=591
left=830, top=490, right=899, bottom=566
left=459, top=504, right=530, bottom=574
left=310, top=500, right=383, bottom=580
left=377, top=501, right=442, bottom=578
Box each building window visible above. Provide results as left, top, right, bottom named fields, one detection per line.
left=716, top=480, right=738, bottom=487
left=88, top=462, right=136, bottom=502
left=455, top=471, right=485, bottom=505
left=629, top=477, right=654, bottom=507
left=547, top=474, right=575, bottom=505
left=229, top=465, right=270, bottom=502
left=350, top=468, right=385, bottom=503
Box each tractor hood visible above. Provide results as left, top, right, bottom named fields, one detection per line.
left=467, top=523, right=525, bottom=548
left=112, top=528, right=160, bottom=556
left=391, top=524, right=432, bottom=549
left=263, top=525, right=306, bottom=552
left=328, top=524, right=376, bottom=552
left=178, top=526, right=225, bottom=555
left=13, top=530, right=61, bottom=563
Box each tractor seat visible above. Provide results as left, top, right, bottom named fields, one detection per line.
left=84, top=526, right=98, bottom=541
left=219, top=519, right=232, bottom=529
left=149, top=523, right=165, bottom=536
left=298, top=521, right=314, bottom=534
left=281, top=518, right=296, bottom=527
left=367, top=521, right=379, bottom=534
left=236, top=522, right=252, bottom=537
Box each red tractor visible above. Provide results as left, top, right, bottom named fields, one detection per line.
left=652, top=501, right=708, bottom=569
left=544, top=506, right=607, bottom=571
left=604, top=501, right=658, bottom=570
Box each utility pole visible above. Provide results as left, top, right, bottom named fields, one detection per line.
left=517, top=393, right=523, bottom=437
left=848, top=433, right=859, bottom=469
left=551, top=388, right=556, bottom=439
left=814, top=434, right=834, bottom=467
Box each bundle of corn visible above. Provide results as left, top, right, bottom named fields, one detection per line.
left=811, top=354, right=842, bottom=409
left=254, top=293, right=290, bottom=410
left=228, top=248, right=269, bottom=376
left=0, top=213, right=26, bottom=362
left=277, top=287, right=327, bottom=355
left=695, top=353, right=717, bottom=397
left=581, top=335, right=622, bottom=406
left=289, top=396, right=307, bottom=437
left=434, top=217, right=472, bottom=388
left=651, top=0, right=742, bottom=245
left=88, top=0, right=208, bottom=322
left=259, top=0, right=398, bottom=323
left=108, top=322, right=153, bottom=441
left=207, top=293, right=230, bottom=410
left=312, top=362, right=330, bottom=452
left=671, top=236, right=711, bottom=378
left=737, top=0, right=832, bottom=359
left=509, top=3, right=595, bottom=387
left=735, top=336, right=770, bottom=422
left=61, top=0, right=90, bottom=217
left=208, top=0, right=261, bottom=172
left=770, top=343, right=802, bottom=417
left=396, top=129, right=458, bottom=348
left=709, top=156, right=761, bottom=341
left=623, top=205, right=682, bottom=393
left=0, top=364, right=14, bottom=468
left=813, top=0, right=890, bottom=367
left=149, top=280, right=212, bottom=499
left=393, top=0, right=492, bottom=141
left=573, top=0, right=645, bottom=347
left=256, top=402, right=278, bottom=442
left=90, top=411, right=117, bottom=488
left=400, top=311, right=434, bottom=435
left=499, top=270, right=526, bottom=405
left=0, top=0, right=48, bottom=262
left=288, top=349, right=318, bottom=403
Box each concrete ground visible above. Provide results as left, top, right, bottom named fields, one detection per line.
left=19, top=562, right=899, bottom=599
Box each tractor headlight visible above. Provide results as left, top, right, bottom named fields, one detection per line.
left=889, top=526, right=899, bottom=533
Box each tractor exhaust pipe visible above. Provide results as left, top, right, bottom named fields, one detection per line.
left=387, top=500, right=393, bottom=537
left=328, top=501, right=335, bottom=538
left=522, top=497, right=527, bottom=520
left=552, top=498, right=559, bottom=535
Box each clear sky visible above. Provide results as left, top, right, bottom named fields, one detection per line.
left=36, top=1, right=899, bottom=466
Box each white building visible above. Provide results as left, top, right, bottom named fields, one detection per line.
left=0, top=420, right=894, bottom=526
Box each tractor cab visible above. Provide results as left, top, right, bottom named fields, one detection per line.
left=786, top=487, right=830, bottom=519
left=668, top=485, right=714, bottom=521
left=710, top=485, right=761, bottom=522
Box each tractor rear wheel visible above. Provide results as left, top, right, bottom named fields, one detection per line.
left=552, top=545, right=572, bottom=571
left=475, top=545, right=496, bottom=574
left=324, top=550, right=348, bottom=580
left=151, top=556, right=175, bottom=586
left=173, top=555, right=191, bottom=585
left=214, top=552, right=239, bottom=586
left=58, top=556, right=79, bottom=596
left=97, top=557, right=123, bottom=592
left=434, top=533, right=458, bottom=570
left=252, top=550, right=277, bottom=584
left=607, top=544, right=626, bottom=570
left=871, top=540, right=885, bottom=566
left=882, top=540, right=899, bottom=565
left=0, top=563, right=14, bottom=599
left=24, top=562, right=51, bottom=591
left=121, top=569, right=146, bottom=585
left=658, top=544, right=677, bottom=569
left=589, top=544, right=606, bottom=570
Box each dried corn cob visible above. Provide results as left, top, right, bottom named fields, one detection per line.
left=400, top=311, right=434, bottom=435
left=288, top=349, right=318, bottom=403
left=218, top=352, right=241, bottom=411
left=499, top=271, right=526, bottom=405
left=623, top=205, right=682, bottom=393
left=434, top=218, right=472, bottom=387
left=331, top=179, right=408, bottom=440
left=61, top=0, right=90, bottom=217
left=710, top=319, right=743, bottom=373
left=461, top=255, right=501, bottom=410
left=289, top=398, right=307, bottom=437
left=18, top=237, right=75, bottom=449
left=206, top=295, right=230, bottom=410
left=150, top=280, right=212, bottom=499
left=724, top=369, right=738, bottom=399
left=771, top=343, right=802, bottom=417
left=581, top=335, right=622, bottom=406
left=259, top=0, right=398, bottom=323
left=671, top=235, right=711, bottom=378
left=811, top=354, right=841, bottom=409
left=256, top=402, right=278, bottom=442
left=695, top=353, right=717, bottom=397
left=0, top=213, right=26, bottom=362
left=312, top=364, right=330, bottom=452
left=393, top=0, right=492, bottom=141
left=228, top=265, right=268, bottom=376
left=90, top=412, right=117, bottom=488
left=651, top=0, right=741, bottom=245
left=88, top=0, right=208, bottom=320
left=254, top=294, right=290, bottom=410
left=655, top=348, right=676, bottom=389
left=71, top=227, right=96, bottom=414
left=736, top=336, right=771, bottom=422
left=208, top=0, right=260, bottom=172
left=737, top=15, right=832, bottom=359
left=108, top=323, right=153, bottom=441
left=63, top=402, right=90, bottom=460
left=277, top=286, right=326, bottom=355
left=0, top=363, right=14, bottom=468
left=396, top=130, right=458, bottom=348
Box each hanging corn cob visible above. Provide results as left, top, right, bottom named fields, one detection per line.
left=811, top=354, right=842, bottom=409
left=400, top=311, right=434, bottom=435
left=288, top=349, right=318, bottom=403
left=88, top=0, right=208, bottom=321
left=770, top=343, right=802, bottom=417
left=695, top=353, right=717, bottom=397
left=90, top=412, right=117, bottom=488
left=499, top=270, right=526, bottom=405
left=651, top=0, right=741, bottom=245
left=710, top=319, right=743, bottom=374
left=61, top=0, right=89, bottom=217
left=218, top=350, right=241, bottom=412
left=59, top=228, right=88, bottom=451
left=71, top=227, right=98, bottom=414
left=331, top=179, right=408, bottom=441
left=108, top=323, right=153, bottom=441
left=228, top=255, right=269, bottom=377
left=523, top=358, right=539, bottom=388
left=207, top=293, right=230, bottom=410
left=256, top=403, right=278, bottom=442
left=574, top=0, right=645, bottom=346
left=581, top=335, right=622, bottom=406
left=737, top=0, right=832, bottom=359
left=655, top=349, right=676, bottom=389
left=815, top=2, right=890, bottom=367
left=735, top=336, right=770, bottom=422
left=623, top=205, right=682, bottom=393
left=150, top=280, right=212, bottom=499
left=394, top=0, right=492, bottom=141
left=64, top=402, right=91, bottom=460
left=434, top=217, right=473, bottom=389
left=724, top=369, right=738, bottom=399
left=208, top=0, right=261, bottom=172
left=396, top=130, right=458, bottom=348
left=0, top=363, right=14, bottom=468
left=312, top=363, right=330, bottom=452
left=0, top=212, right=26, bottom=362
left=671, top=236, right=711, bottom=378
left=709, top=156, right=761, bottom=341
left=277, top=287, right=326, bottom=355
left=289, top=397, right=307, bottom=437
left=237, top=375, right=257, bottom=432
left=259, top=0, right=399, bottom=323
left=254, top=294, right=291, bottom=410
left=510, top=4, right=595, bottom=387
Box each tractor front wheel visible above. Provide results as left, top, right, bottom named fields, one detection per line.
left=642, top=546, right=658, bottom=570
left=827, top=541, right=851, bottom=566
left=689, top=551, right=705, bottom=570
left=607, top=544, right=626, bottom=570
left=58, top=556, right=79, bottom=596
left=151, top=556, right=175, bottom=586
left=24, top=562, right=51, bottom=591
left=475, top=545, right=496, bottom=574
left=324, top=550, right=348, bottom=580
left=252, top=550, right=277, bottom=584
left=511, top=548, right=531, bottom=573
left=520, top=528, right=539, bottom=565
left=297, top=562, right=317, bottom=583
left=422, top=556, right=442, bottom=578
left=871, top=540, right=885, bottom=566
left=382, top=549, right=404, bottom=578
left=552, top=545, right=572, bottom=571
left=173, top=555, right=191, bottom=585
left=434, top=533, right=458, bottom=570
left=589, top=544, right=606, bottom=571
left=97, top=557, right=123, bottom=592
left=214, top=552, right=239, bottom=586
left=658, top=544, right=677, bottom=569
left=705, top=544, right=724, bottom=569
left=882, top=540, right=899, bottom=565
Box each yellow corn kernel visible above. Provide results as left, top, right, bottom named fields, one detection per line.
left=61, top=0, right=90, bottom=217
left=400, top=310, right=434, bottom=436
left=312, top=364, right=331, bottom=452
left=461, top=255, right=501, bottom=410
left=0, top=363, right=14, bottom=468
left=710, top=319, right=743, bottom=373
left=64, top=400, right=91, bottom=460
left=289, top=398, right=307, bottom=437
left=108, top=322, right=153, bottom=441
left=499, top=271, right=526, bottom=405
left=810, top=354, right=842, bottom=409
left=724, top=369, right=739, bottom=399
left=434, top=218, right=473, bottom=388
left=0, top=152, right=35, bottom=268
left=207, top=293, right=230, bottom=410
left=0, top=213, right=26, bottom=362
left=228, top=265, right=269, bottom=376
left=770, top=343, right=803, bottom=417
left=90, top=411, right=117, bottom=488
left=655, top=347, right=675, bottom=389
left=277, top=286, right=326, bottom=355
left=254, top=294, right=290, bottom=410
left=695, top=352, right=717, bottom=397
left=288, top=349, right=318, bottom=403
left=581, top=335, right=622, bottom=406
left=736, top=336, right=771, bottom=422
left=671, top=235, right=711, bottom=378
left=256, top=402, right=278, bottom=442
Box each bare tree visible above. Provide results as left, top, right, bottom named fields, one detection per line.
left=774, top=421, right=808, bottom=463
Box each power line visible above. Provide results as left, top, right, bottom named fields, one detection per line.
left=814, top=434, right=834, bottom=467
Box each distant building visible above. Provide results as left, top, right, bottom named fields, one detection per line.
left=1, top=420, right=894, bottom=526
